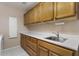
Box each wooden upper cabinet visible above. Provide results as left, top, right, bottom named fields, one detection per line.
left=24, top=12, right=30, bottom=25
left=55, top=2, right=75, bottom=19
left=40, top=2, right=54, bottom=22
left=24, top=14, right=27, bottom=25
left=34, top=3, right=41, bottom=23
left=24, top=2, right=76, bottom=25
left=29, top=9, right=35, bottom=24
left=24, top=8, right=36, bottom=24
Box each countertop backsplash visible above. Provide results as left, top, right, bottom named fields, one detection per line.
left=28, top=20, right=79, bottom=35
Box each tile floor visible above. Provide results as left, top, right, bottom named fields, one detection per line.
left=0, top=46, right=29, bottom=56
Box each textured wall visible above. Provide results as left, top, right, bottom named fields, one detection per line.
left=28, top=17, right=79, bottom=35
left=0, top=5, right=29, bottom=49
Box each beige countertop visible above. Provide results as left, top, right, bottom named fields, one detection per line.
left=21, top=31, right=79, bottom=51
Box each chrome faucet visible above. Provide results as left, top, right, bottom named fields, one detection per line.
left=56, top=32, right=59, bottom=38
left=52, top=32, right=59, bottom=40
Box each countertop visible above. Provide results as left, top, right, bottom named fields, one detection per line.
left=21, top=31, right=79, bottom=51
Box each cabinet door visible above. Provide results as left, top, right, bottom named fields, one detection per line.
left=55, top=2, right=75, bottom=19
left=27, top=10, right=33, bottom=24
left=26, top=37, right=37, bottom=53
left=25, top=45, right=37, bottom=56
left=49, top=51, right=58, bottom=56
left=21, top=34, right=27, bottom=49
left=38, top=46, right=48, bottom=56
left=24, top=13, right=30, bottom=25
left=34, top=3, right=41, bottom=23
left=21, top=34, right=24, bottom=47
left=29, top=9, right=35, bottom=24
left=40, top=2, right=54, bottom=22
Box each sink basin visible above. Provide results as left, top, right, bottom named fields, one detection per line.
left=45, top=36, right=67, bottom=43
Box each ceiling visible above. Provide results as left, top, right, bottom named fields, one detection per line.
left=0, top=2, right=38, bottom=12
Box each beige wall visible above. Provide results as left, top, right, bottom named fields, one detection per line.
left=28, top=18, right=79, bottom=35
left=0, top=5, right=29, bottom=49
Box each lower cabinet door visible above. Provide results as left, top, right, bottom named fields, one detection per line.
left=49, top=51, right=58, bottom=56
left=38, top=46, right=48, bottom=56
left=25, top=45, right=37, bottom=56
left=21, top=34, right=26, bottom=48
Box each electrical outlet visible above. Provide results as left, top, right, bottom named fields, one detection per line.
left=55, top=22, right=64, bottom=25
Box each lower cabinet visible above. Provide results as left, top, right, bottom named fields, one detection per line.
left=38, top=40, right=76, bottom=56
left=38, top=46, right=49, bottom=56
left=20, top=34, right=38, bottom=56
left=24, top=45, right=37, bottom=56
left=49, top=51, right=58, bottom=56
left=20, top=34, right=76, bottom=56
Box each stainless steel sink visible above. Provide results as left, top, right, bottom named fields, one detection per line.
left=45, top=36, right=67, bottom=43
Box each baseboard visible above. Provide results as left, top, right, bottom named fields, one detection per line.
left=2, top=45, right=20, bottom=51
